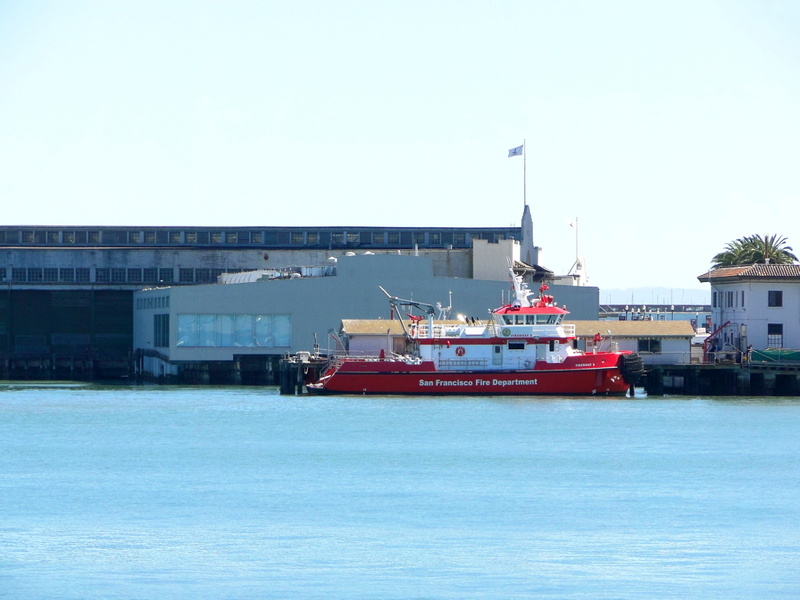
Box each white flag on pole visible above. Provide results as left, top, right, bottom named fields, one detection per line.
left=508, top=145, right=523, bottom=157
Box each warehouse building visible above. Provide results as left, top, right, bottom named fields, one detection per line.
left=1, top=223, right=535, bottom=380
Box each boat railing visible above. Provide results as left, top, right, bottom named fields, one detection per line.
left=414, top=322, right=575, bottom=339
left=326, top=352, right=423, bottom=367
left=413, top=323, right=463, bottom=339
left=438, top=358, right=489, bottom=370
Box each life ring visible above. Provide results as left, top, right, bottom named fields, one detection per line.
left=501, top=328, right=511, bottom=337
left=455, top=346, right=466, bottom=356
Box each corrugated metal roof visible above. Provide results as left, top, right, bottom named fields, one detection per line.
left=341, top=319, right=695, bottom=338
left=698, top=264, right=800, bottom=282
left=341, top=319, right=420, bottom=335
left=567, top=320, right=695, bottom=338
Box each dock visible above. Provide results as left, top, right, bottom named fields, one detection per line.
left=642, top=361, right=800, bottom=396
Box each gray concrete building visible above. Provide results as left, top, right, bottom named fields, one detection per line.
left=132, top=241, right=600, bottom=384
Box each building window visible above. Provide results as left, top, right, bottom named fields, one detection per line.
left=47, top=231, right=59, bottom=244
left=154, top=314, right=169, bottom=348
left=96, top=269, right=110, bottom=283
left=251, top=232, right=263, bottom=244
left=387, top=232, right=400, bottom=245
left=179, top=268, right=194, bottom=283
left=453, top=232, right=466, bottom=246
left=767, top=323, right=783, bottom=348
left=413, top=232, right=425, bottom=246
left=177, top=314, right=291, bottom=348
left=129, top=231, right=142, bottom=243
left=768, top=291, right=783, bottom=307
left=158, top=268, right=174, bottom=283
left=195, top=269, right=211, bottom=283
left=143, top=268, right=158, bottom=282
left=60, top=268, right=75, bottom=282
left=76, top=268, right=90, bottom=283
left=12, top=268, right=26, bottom=282
left=291, top=232, right=304, bottom=244
left=127, top=268, right=142, bottom=283
left=637, top=338, right=662, bottom=353
left=44, top=268, right=58, bottom=282
left=112, top=269, right=126, bottom=283
left=27, top=268, right=43, bottom=282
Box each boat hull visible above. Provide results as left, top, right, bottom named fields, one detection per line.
left=308, top=363, right=632, bottom=396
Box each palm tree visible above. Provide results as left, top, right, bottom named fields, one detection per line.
left=712, top=234, right=798, bottom=268
left=712, top=238, right=752, bottom=267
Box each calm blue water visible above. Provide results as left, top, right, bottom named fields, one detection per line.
left=1, top=384, right=799, bottom=600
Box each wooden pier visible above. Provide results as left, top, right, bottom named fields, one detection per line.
left=642, top=361, right=800, bottom=396
left=279, top=354, right=327, bottom=395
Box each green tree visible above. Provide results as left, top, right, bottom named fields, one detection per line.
left=712, top=234, right=798, bottom=268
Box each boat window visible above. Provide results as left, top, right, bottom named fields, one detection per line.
left=503, top=316, right=513, bottom=325
left=508, top=341, right=525, bottom=350
left=526, top=315, right=535, bottom=324
left=515, top=315, right=524, bottom=324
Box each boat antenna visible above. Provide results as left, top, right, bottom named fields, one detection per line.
left=567, top=216, right=579, bottom=275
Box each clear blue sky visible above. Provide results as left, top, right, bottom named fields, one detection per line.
left=1, top=1, right=798, bottom=294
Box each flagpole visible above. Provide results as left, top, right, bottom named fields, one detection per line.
left=523, top=139, right=527, bottom=208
